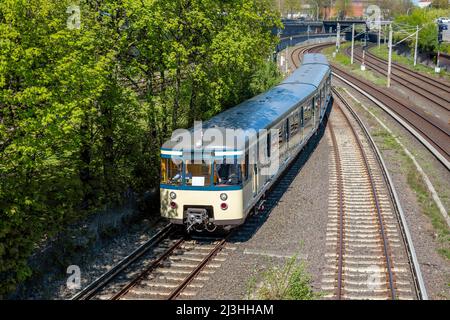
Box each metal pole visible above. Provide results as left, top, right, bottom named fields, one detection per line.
left=378, top=23, right=381, bottom=48
left=414, top=25, right=419, bottom=66
left=437, top=48, right=440, bottom=70
left=351, top=24, right=355, bottom=64
left=336, top=23, right=341, bottom=52
left=384, top=24, right=387, bottom=45
left=316, top=3, right=319, bottom=21
left=286, top=46, right=289, bottom=74
left=387, top=25, right=393, bottom=88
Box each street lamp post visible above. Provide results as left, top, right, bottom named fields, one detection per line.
left=351, top=23, right=355, bottom=64
left=414, top=25, right=419, bottom=66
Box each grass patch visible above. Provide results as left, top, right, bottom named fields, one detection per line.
left=371, top=128, right=450, bottom=260
left=246, top=254, right=320, bottom=300
left=323, top=42, right=387, bottom=86
left=370, top=46, right=450, bottom=82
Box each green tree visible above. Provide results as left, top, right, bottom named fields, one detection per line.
left=0, top=0, right=281, bottom=296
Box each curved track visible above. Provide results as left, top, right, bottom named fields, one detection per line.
left=71, top=226, right=231, bottom=300
left=293, top=43, right=450, bottom=169
left=348, top=46, right=450, bottom=113
left=290, top=43, right=427, bottom=299
left=326, top=89, right=427, bottom=300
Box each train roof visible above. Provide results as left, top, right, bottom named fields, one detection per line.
left=162, top=53, right=330, bottom=152
left=301, top=53, right=329, bottom=66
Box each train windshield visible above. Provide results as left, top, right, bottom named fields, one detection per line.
left=214, top=160, right=242, bottom=186
left=161, top=158, right=183, bottom=185
left=185, top=160, right=212, bottom=186
left=161, top=158, right=243, bottom=187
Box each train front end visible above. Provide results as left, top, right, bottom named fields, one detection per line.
left=160, top=147, right=245, bottom=232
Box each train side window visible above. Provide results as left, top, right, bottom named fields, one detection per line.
left=286, top=118, right=290, bottom=142
left=300, top=106, right=304, bottom=127
left=278, top=124, right=284, bottom=146
left=267, top=132, right=271, bottom=158
left=290, top=112, right=299, bottom=135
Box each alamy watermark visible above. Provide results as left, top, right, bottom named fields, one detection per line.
left=366, top=265, right=383, bottom=291
left=365, top=5, right=382, bottom=30
left=66, top=265, right=81, bottom=290
left=66, top=5, right=81, bottom=30
left=166, top=121, right=282, bottom=177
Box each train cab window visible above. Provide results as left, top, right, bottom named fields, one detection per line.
left=267, top=133, right=271, bottom=158
left=214, top=160, right=242, bottom=186
left=185, top=160, right=211, bottom=186
left=161, top=158, right=182, bottom=185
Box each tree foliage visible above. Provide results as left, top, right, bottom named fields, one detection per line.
left=0, top=0, right=281, bottom=295
left=395, top=7, right=450, bottom=54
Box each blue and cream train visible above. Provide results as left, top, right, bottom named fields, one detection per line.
left=160, top=54, right=332, bottom=232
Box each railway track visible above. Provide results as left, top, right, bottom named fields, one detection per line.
left=292, top=43, right=450, bottom=169
left=71, top=224, right=234, bottom=300
left=322, top=88, right=426, bottom=300
left=69, top=43, right=430, bottom=301
left=110, top=235, right=230, bottom=300
left=347, top=46, right=450, bottom=113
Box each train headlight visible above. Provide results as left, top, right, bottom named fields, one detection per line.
left=169, top=192, right=177, bottom=200
left=220, top=193, right=228, bottom=201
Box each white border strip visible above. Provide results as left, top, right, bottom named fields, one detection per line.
left=215, top=151, right=244, bottom=157
left=161, top=150, right=183, bottom=156
left=333, top=72, right=450, bottom=171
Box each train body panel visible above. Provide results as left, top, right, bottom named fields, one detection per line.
left=161, top=188, right=244, bottom=226
left=160, top=53, right=332, bottom=232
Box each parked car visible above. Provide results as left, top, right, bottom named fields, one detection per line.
left=436, top=17, right=450, bottom=24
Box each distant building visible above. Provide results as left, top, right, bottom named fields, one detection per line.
left=324, top=0, right=370, bottom=19
left=417, top=1, right=432, bottom=8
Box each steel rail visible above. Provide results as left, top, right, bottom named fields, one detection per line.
left=327, top=120, right=345, bottom=300
left=293, top=43, right=450, bottom=169
left=167, top=238, right=228, bottom=300
left=332, top=70, right=450, bottom=170
left=70, top=223, right=174, bottom=300
left=365, top=48, right=450, bottom=95
left=332, top=89, right=396, bottom=300
left=348, top=46, right=450, bottom=111
left=292, top=42, right=428, bottom=300
left=332, top=87, right=429, bottom=300
left=111, top=237, right=186, bottom=300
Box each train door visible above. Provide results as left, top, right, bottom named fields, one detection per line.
left=252, top=163, right=258, bottom=197
left=285, top=118, right=290, bottom=158
left=278, top=123, right=286, bottom=163
left=300, top=106, right=304, bottom=143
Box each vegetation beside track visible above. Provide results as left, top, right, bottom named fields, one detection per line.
left=394, top=8, right=450, bottom=55
left=0, top=0, right=282, bottom=296
left=369, top=46, right=450, bottom=81
left=373, top=129, right=450, bottom=261
left=247, top=254, right=319, bottom=300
